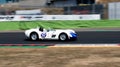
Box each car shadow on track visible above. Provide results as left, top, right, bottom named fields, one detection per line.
left=24, top=39, right=76, bottom=42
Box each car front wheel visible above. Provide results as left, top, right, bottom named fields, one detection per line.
left=59, top=33, right=68, bottom=41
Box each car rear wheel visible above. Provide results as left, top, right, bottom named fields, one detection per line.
left=30, top=33, right=38, bottom=41
left=59, top=33, right=68, bottom=41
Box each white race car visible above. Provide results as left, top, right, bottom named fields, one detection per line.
left=25, top=27, right=77, bottom=41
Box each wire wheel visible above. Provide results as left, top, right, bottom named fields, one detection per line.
left=59, top=34, right=68, bottom=41
left=30, top=33, right=38, bottom=41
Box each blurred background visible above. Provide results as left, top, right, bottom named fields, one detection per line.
left=0, top=0, right=119, bottom=19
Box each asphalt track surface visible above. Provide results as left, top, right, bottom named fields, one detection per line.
left=0, top=31, right=120, bottom=44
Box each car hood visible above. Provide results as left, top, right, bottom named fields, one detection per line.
left=55, top=29, right=75, bottom=33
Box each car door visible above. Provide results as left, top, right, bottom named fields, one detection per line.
left=45, top=30, right=56, bottom=39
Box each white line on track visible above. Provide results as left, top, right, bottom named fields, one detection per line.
left=49, top=44, right=120, bottom=48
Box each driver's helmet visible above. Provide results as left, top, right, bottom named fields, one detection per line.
left=39, top=27, right=43, bottom=31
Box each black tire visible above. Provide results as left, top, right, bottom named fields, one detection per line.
left=30, top=32, right=38, bottom=41
left=59, top=33, right=68, bottom=41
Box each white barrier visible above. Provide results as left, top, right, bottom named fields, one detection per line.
left=0, top=14, right=100, bottom=21
left=42, top=15, right=100, bottom=20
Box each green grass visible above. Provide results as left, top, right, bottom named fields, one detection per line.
left=0, top=20, right=120, bottom=31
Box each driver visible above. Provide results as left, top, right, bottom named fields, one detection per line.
left=39, top=27, right=43, bottom=31
left=39, top=27, right=47, bottom=32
